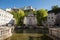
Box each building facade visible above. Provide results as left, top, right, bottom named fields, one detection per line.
left=55, top=13, right=60, bottom=26
left=0, top=9, right=13, bottom=26
left=47, top=8, right=60, bottom=26
left=24, top=12, right=37, bottom=26
left=47, top=12, right=60, bottom=26
left=47, top=12, right=56, bottom=26
left=23, top=6, right=35, bottom=11
left=24, top=6, right=37, bottom=26
left=6, top=8, right=12, bottom=12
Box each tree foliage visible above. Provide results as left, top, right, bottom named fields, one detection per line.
left=50, top=5, right=60, bottom=13
left=52, top=5, right=59, bottom=10
left=36, top=9, right=48, bottom=26
left=11, top=9, right=25, bottom=26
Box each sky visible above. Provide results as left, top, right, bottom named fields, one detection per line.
left=0, top=0, right=60, bottom=10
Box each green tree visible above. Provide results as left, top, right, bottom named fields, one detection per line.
left=36, top=9, right=48, bottom=26
left=51, top=5, right=60, bottom=13
left=52, top=5, right=59, bottom=10
left=17, top=9, right=25, bottom=26
left=11, top=9, right=25, bottom=26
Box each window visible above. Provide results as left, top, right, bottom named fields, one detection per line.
left=52, top=20, right=54, bottom=22
left=48, top=17, right=50, bottom=19
left=52, top=17, right=53, bottom=19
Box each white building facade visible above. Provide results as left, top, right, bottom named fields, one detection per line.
left=0, top=9, right=13, bottom=26
left=23, top=6, right=35, bottom=11
left=24, top=6, right=37, bottom=26
left=6, top=8, right=12, bottom=12
left=24, top=13, right=37, bottom=26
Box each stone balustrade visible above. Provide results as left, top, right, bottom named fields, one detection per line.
left=0, top=27, right=13, bottom=40
left=49, top=28, right=60, bottom=40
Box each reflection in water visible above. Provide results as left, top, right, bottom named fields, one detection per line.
left=15, top=27, right=49, bottom=34
left=29, top=35, right=53, bottom=40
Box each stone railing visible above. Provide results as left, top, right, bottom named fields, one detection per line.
left=49, top=28, right=60, bottom=39
left=0, top=27, right=13, bottom=40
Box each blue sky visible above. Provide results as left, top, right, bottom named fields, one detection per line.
left=0, top=0, right=60, bottom=10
